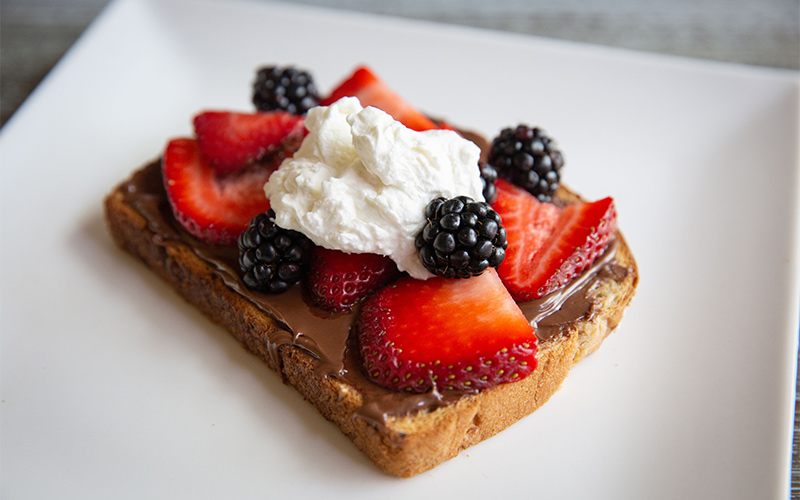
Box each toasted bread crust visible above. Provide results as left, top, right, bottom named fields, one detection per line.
left=104, top=165, right=638, bottom=478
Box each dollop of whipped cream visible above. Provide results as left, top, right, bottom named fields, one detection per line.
left=264, top=97, right=483, bottom=279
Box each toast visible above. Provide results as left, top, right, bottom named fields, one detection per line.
left=104, top=156, right=638, bottom=478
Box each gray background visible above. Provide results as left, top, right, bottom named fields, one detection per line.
left=2, top=0, right=799, bottom=494
left=2, top=0, right=798, bottom=127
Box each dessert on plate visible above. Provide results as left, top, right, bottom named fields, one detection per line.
left=104, top=65, right=638, bottom=478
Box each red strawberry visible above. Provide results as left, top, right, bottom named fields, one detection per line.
left=162, top=138, right=272, bottom=245
left=492, top=179, right=617, bottom=301
left=320, top=66, right=438, bottom=132
left=193, top=110, right=306, bottom=173
left=307, top=247, right=399, bottom=313
left=358, top=269, right=537, bottom=393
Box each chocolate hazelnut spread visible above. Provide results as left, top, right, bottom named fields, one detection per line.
left=119, top=158, right=629, bottom=426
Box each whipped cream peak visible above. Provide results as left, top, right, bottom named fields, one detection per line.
left=264, top=97, right=483, bottom=279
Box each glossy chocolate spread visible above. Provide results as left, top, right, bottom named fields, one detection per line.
left=119, top=158, right=627, bottom=426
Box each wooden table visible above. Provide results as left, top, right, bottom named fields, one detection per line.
left=2, top=0, right=799, bottom=495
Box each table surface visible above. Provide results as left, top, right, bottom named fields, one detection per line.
left=2, top=0, right=798, bottom=127
left=2, top=0, right=799, bottom=495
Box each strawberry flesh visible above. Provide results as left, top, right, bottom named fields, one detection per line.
left=162, top=138, right=272, bottom=245
left=320, top=66, right=438, bottom=132
left=306, top=247, right=399, bottom=313
left=193, top=111, right=306, bottom=174
left=492, top=179, right=617, bottom=301
left=358, top=269, right=537, bottom=393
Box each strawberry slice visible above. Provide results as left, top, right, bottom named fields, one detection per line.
left=306, top=247, right=399, bottom=313
left=162, top=138, right=272, bottom=245
left=358, top=269, right=537, bottom=393
left=320, top=66, right=438, bottom=132
left=492, top=179, right=617, bottom=301
left=193, top=110, right=306, bottom=173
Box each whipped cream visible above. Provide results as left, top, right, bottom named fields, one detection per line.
left=264, top=97, right=483, bottom=279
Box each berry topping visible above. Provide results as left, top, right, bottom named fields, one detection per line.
left=415, top=196, right=507, bottom=279
left=358, top=269, right=537, bottom=393
left=488, top=125, right=565, bottom=203
left=492, top=179, right=617, bottom=300
left=307, top=247, right=400, bottom=313
left=162, top=138, right=273, bottom=245
left=193, top=110, right=306, bottom=174
left=479, top=161, right=498, bottom=203
left=252, top=66, right=320, bottom=115
left=238, top=210, right=313, bottom=293
left=320, top=65, right=438, bottom=132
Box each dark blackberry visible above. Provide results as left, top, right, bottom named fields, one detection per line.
left=479, top=161, right=498, bottom=203
left=238, top=210, right=313, bottom=293
left=415, top=196, right=507, bottom=279
left=252, top=66, right=319, bottom=115
left=488, top=125, right=564, bottom=203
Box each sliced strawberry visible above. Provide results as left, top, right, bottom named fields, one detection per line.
left=193, top=110, right=306, bottom=173
left=306, top=247, right=400, bottom=313
left=320, top=66, right=438, bottom=132
left=358, top=269, right=537, bottom=393
left=162, top=138, right=272, bottom=245
left=492, top=179, right=617, bottom=301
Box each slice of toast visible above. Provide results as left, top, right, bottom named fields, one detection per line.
left=104, top=158, right=638, bottom=478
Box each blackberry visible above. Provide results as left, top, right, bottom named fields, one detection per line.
left=238, top=210, right=313, bottom=293
left=479, top=161, right=498, bottom=204
left=488, top=125, right=565, bottom=203
left=415, top=196, right=507, bottom=279
left=252, top=66, right=319, bottom=115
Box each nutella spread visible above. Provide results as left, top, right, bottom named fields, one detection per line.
left=121, top=158, right=629, bottom=426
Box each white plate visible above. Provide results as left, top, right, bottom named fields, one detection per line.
left=2, top=0, right=798, bottom=498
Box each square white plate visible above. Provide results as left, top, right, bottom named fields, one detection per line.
left=2, top=0, right=798, bottom=498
